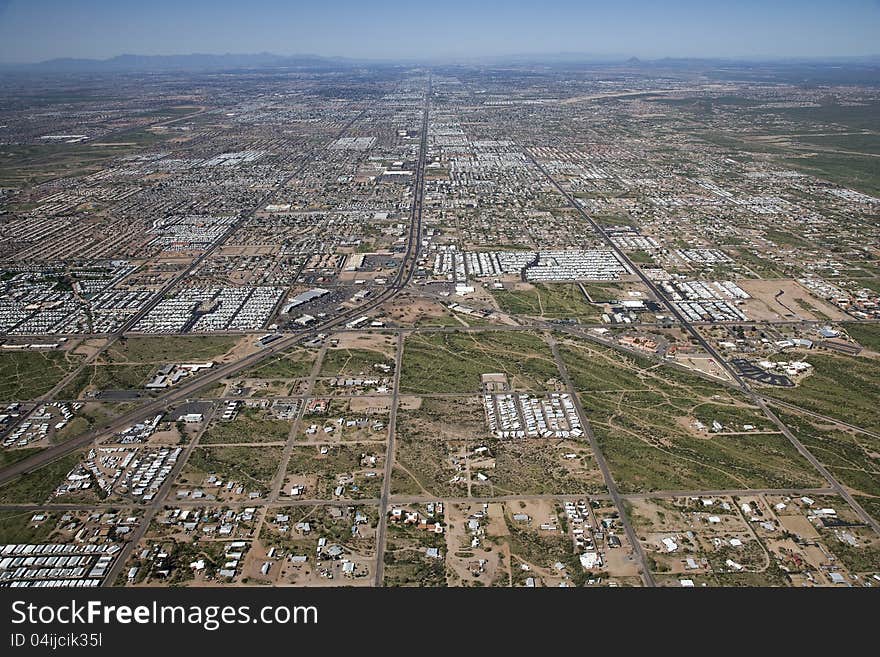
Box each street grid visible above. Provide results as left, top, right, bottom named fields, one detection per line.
left=1, top=73, right=878, bottom=588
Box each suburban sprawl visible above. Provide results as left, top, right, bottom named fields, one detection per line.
left=0, top=58, right=879, bottom=588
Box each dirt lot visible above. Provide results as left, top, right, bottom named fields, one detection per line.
left=398, top=396, right=423, bottom=411
left=222, top=337, right=263, bottom=362
left=349, top=397, right=392, bottom=413
left=380, top=294, right=461, bottom=326
left=71, top=339, right=106, bottom=360
left=738, top=279, right=847, bottom=321
left=778, top=514, right=820, bottom=540
left=670, top=354, right=734, bottom=382
left=329, top=331, right=396, bottom=354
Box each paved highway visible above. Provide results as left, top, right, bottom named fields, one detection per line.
left=373, top=78, right=431, bottom=585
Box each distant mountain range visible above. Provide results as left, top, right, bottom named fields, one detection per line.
left=2, top=52, right=362, bottom=72
left=2, top=51, right=879, bottom=73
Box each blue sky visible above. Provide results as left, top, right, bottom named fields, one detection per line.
left=0, top=0, right=877, bottom=63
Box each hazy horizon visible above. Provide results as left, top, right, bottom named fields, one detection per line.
left=1, top=0, right=878, bottom=64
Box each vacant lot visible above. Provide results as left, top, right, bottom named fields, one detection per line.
left=738, top=279, right=846, bottom=321
left=784, top=151, right=880, bottom=198
left=578, top=282, right=635, bottom=302
left=391, top=397, right=486, bottom=497
left=0, top=350, right=82, bottom=401
left=0, top=447, right=41, bottom=469
left=0, top=141, right=150, bottom=187
left=381, top=294, right=462, bottom=327
left=561, top=338, right=733, bottom=395
left=0, top=510, right=58, bottom=544
left=58, top=363, right=154, bottom=398
left=391, top=437, right=469, bottom=498
left=490, top=283, right=603, bottom=321
left=105, top=336, right=240, bottom=363
left=588, top=390, right=823, bottom=492
left=395, top=396, right=486, bottom=441
left=401, top=331, right=559, bottom=393
left=489, top=440, right=603, bottom=496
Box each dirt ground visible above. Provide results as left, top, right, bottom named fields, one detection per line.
left=380, top=294, right=457, bottom=325
left=145, top=427, right=183, bottom=445
left=671, top=355, right=734, bottom=382
left=604, top=546, right=641, bottom=578
left=154, top=253, right=198, bottom=267
left=338, top=270, right=387, bottom=282
left=778, top=514, right=820, bottom=540
left=348, top=397, right=392, bottom=413
left=71, top=338, right=106, bottom=359
left=397, top=395, right=423, bottom=411
left=738, top=279, right=847, bottom=321
left=508, top=499, right=558, bottom=528
left=330, top=331, right=396, bottom=355
left=223, top=336, right=265, bottom=363
left=460, top=284, right=497, bottom=306
left=485, top=503, right=510, bottom=537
